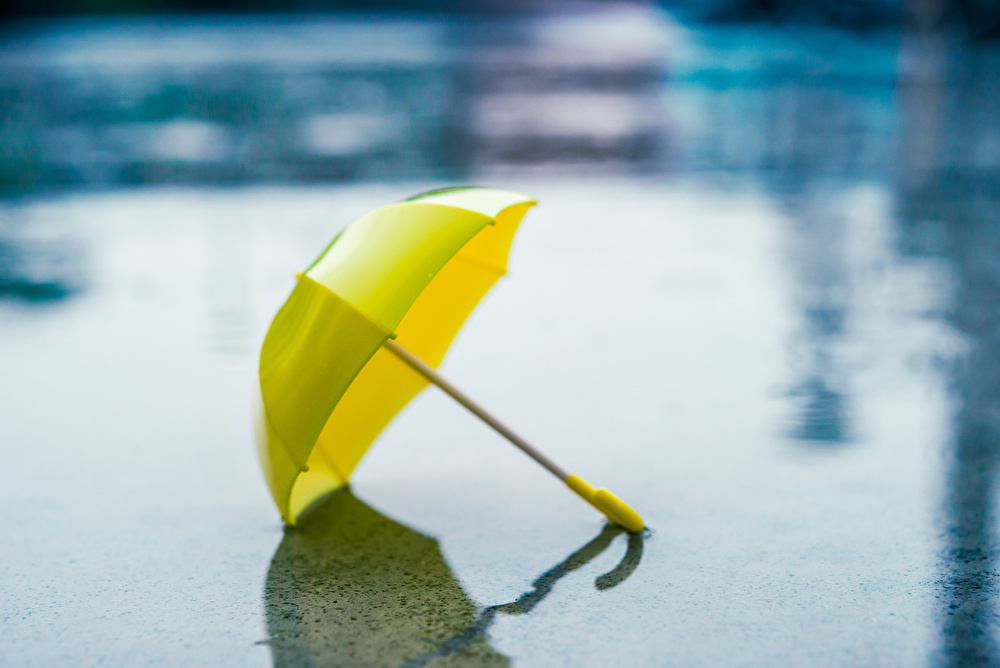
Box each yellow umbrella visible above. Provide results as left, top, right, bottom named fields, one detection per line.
left=255, top=186, right=644, bottom=532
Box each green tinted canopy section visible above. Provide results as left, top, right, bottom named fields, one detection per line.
left=256, top=187, right=536, bottom=523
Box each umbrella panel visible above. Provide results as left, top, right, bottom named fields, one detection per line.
left=259, top=197, right=534, bottom=523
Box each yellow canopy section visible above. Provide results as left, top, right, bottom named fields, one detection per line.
left=256, top=187, right=536, bottom=524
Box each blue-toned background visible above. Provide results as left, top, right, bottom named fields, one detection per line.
left=2, top=3, right=1000, bottom=666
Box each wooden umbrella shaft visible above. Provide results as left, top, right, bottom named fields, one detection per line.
left=383, top=338, right=570, bottom=482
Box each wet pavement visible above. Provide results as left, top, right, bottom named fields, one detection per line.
left=3, top=8, right=1000, bottom=668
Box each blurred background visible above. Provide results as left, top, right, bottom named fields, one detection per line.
left=3, top=0, right=1000, bottom=666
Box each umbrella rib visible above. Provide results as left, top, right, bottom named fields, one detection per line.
left=382, top=338, right=570, bottom=481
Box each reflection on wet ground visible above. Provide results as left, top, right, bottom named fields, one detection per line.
left=935, top=215, right=1000, bottom=666
left=401, top=526, right=642, bottom=668
left=264, top=489, right=642, bottom=667
left=0, top=204, right=86, bottom=303
left=3, top=7, right=1000, bottom=666
left=263, top=488, right=508, bottom=667
left=897, top=36, right=1000, bottom=667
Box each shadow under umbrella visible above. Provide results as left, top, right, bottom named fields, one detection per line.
left=263, top=488, right=645, bottom=668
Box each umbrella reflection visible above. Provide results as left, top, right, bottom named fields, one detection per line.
left=402, top=525, right=643, bottom=668
left=263, top=488, right=643, bottom=668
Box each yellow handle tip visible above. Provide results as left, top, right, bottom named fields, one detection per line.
left=566, top=475, right=645, bottom=533
left=593, top=489, right=645, bottom=533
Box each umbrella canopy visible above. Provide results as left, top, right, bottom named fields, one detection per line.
left=256, top=187, right=536, bottom=523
